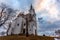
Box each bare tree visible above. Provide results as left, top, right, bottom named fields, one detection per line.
left=55, top=30, right=60, bottom=38
left=0, top=3, right=9, bottom=26
left=0, top=3, right=15, bottom=26
left=7, top=22, right=11, bottom=35
left=55, top=30, right=60, bottom=35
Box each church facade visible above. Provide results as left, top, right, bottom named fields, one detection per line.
left=7, top=5, right=37, bottom=36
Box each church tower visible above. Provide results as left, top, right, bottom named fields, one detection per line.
left=28, top=4, right=37, bottom=35
left=29, top=4, right=35, bottom=16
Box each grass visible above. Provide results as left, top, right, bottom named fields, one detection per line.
left=0, top=35, right=54, bottom=40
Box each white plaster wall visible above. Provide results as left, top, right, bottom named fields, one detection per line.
left=11, top=16, right=23, bottom=34
left=7, top=20, right=15, bottom=35
left=28, top=21, right=37, bottom=35
left=28, top=22, right=34, bottom=34
left=23, top=18, right=26, bottom=29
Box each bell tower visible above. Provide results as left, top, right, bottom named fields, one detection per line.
left=28, top=4, right=37, bottom=35
left=29, top=4, right=35, bottom=16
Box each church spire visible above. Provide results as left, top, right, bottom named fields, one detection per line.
left=30, top=4, right=33, bottom=10
left=29, top=4, right=34, bottom=11
left=29, top=4, right=35, bottom=15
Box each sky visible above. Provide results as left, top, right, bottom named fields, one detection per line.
left=0, top=0, right=60, bottom=36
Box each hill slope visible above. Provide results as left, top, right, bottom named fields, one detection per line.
left=0, top=35, right=54, bottom=40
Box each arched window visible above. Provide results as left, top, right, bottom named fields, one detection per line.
left=24, top=23, right=26, bottom=26
left=17, top=23, right=19, bottom=26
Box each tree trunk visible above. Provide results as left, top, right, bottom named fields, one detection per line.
left=7, top=22, right=11, bottom=35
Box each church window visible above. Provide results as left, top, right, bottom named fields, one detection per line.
left=35, top=30, right=36, bottom=34
left=24, top=23, right=26, bottom=26
left=33, top=14, right=36, bottom=17
left=30, top=29, right=32, bottom=31
left=30, top=29, right=31, bottom=31
left=17, top=23, right=19, bottom=26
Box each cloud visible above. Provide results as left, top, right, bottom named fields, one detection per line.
left=35, top=0, right=60, bottom=22
left=34, top=0, right=57, bottom=12
left=35, top=0, right=60, bottom=35
left=38, top=20, right=60, bottom=36
left=34, top=0, right=51, bottom=12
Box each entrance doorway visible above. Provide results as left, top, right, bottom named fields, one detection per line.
left=23, top=29, right=25, bottom=34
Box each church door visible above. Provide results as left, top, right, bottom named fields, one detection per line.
left=23, top=29, right=25, bottom=34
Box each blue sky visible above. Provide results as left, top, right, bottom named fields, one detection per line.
left=0, top=0, right=60, bottom=36
left=0, top=0, right=33, bottom=11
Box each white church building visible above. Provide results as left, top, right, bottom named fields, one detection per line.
left=7, top=5, right=37, bottom=36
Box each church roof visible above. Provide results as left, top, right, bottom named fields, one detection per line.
left=17, top=12, right=24, bottom=17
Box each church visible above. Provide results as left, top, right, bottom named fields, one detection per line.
left=7, top=5, right=37, bottom=36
